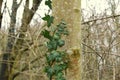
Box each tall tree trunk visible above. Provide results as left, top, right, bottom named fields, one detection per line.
left=16, top=0, right=42, bottom=42
left=52, top=0, right=81, bottom=80
left=0, top=0, right=3, bottom=28
left=13, top=0, right=42, bottom=65
left=10, top=0, right=42, bottom=79
left=0, top=0, right=22, bottom=79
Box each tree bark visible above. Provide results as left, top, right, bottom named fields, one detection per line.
left=0, top=0, right=3, bottom=28
left=17, top=0, right=42, bottom=41
left=52, top=0, right=81, bottom=80
left=10, top=0, right=42, bottom=79
left=0, top=0, right=23, bottom=79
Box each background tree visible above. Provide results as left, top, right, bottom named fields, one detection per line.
left=0, top=0, right=42, bottom=80
left=82, top=0, right=120, bottom=80
left=0, top=0, right=3, bottom=28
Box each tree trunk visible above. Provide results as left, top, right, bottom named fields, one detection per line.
left=0, top=0, right=3, bottom=28
left=52, top=0, right=81, bottom=80
left=10, top=0, right=42, bottom=79
left=16, top=0, right=42, bottom=42
left=0, top=0, right=20, bottom=79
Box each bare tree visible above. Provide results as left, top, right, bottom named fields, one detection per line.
left=82, top=0, right=120, bottom=80
left=0, top=0, right=42, bottom=79
left=0, top=0, right=3, bottom=28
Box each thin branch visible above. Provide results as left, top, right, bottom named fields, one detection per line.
left=110, top=53, right=120, bottom=57
left=82, top=42, right=103, bottom=59
left=12, top=54, right=45, bottom=79
left=82, top=14, right=120, bottom=24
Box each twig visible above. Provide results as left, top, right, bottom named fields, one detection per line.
left=82, top=42, right=103, bottom=59
left=82, top=14, right=120, bottom=24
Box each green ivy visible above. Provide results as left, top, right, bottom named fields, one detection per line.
left=41, top=0, right=69, bottom=80
left=45, top=0, right=52, bottom=9
left=42, top=14, right=54, bottom=27
left=41, top=21, right=68, bottom=80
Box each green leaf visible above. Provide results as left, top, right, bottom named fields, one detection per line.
left=58, top=27, right=64, bottom=33
left=44, top=65, right=51, bottom=72
left=53, top=33, right=61, bottom=40
left=56, top=21, right=69, bottom=35
left=56, top=57, right=62, bottom=62
left=56, top=77, right=66, bottom=80
left=47, top=40, right=57, bottom=50
left=51, top=51, right=62, bottom=62
left=56, top=72, right=64, bottom=77
left=58, top=40, right=65, bottom=47
left=46, top=54, right=55, bottom=65
left=63, top=30, right=69, bottom=35
left=53, top=64, right=63, bottom=74
left=45, top=0, right=52, bottom=9
left=45, top=66, right=54, bottom=79
left=42, top=15, right=54, bottom=27
left=57, top=21, right=66, bottom=28
left=59, top=63, right=68, bottom=70
left=55, top=72, right=65, bottom=80
left=55, top=72, right=66, bottom=80
left=41, top=30, right=52, bottom=40
left=46, top=42, right=53, bottom=51
left=51, top=51, right=60, bottom=57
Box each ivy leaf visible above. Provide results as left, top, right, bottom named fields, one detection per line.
left=47, top=40, right=57, bottom=50
left=56, top=77, right=66, bottom=80
left=59, top=63, right=68, bottom=70
left=53, top=64, right=63, bottom=74
left=55, top=72, right=66, bottom=80
left=53, top=33, right=61, bottom=40
left=42, top=15, right=54, bottom=27
left=58, top=39, right=65, bottom=47
left=56, top=56, right=62, bottom=62
left=63, top=30, right=69, bottom=35
left=46, top=54, right=55, bottom=65
left=57, top=21, right=66, bottom=28
left=57, top=21, right=69, bottom=35
left=51, top=51, right=60, bottom=57
left=45, top=66, right=54, bottom=79
left=56, top=72, right=64, bottom=77
left=41, top=30, right=52, bottom=40
left=51, top=51, right=62, bottom=62
left=45, top=0, right=52, bottom=9
left=58, top=27, right=64, bottom=33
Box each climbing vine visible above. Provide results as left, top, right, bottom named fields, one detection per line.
left=41, top=0, right=69, bottom=80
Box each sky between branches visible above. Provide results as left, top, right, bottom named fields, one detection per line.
left=1, top=0, right=49, bottom=30
left=2, top=0, right=120, bottom=30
